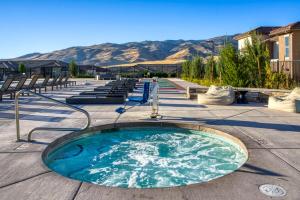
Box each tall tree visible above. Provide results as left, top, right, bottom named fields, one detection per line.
left=69, top=60, right=78, bottom=77
left=18, top=63, right=26, bottom=73
left=243, top=33, right=270, bottom=87
left=219, top=43, right=250, bottom=87
left=181, top=60, right=191, bottom=79
left=205, top=56, right=218, bottom=81
left=191, top=56, right=205, bottom=79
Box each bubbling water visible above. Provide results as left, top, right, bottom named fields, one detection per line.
left=45, top=127, right=247, bottom=188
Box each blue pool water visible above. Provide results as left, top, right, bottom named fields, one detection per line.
left=158, top=79, right=177, bottom=89
left=45, top=127, right=247, bottom=188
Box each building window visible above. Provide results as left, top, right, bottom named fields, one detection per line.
left=284, top=35, right=289, bottom=59
left=273, top=42, right=279, bottom=59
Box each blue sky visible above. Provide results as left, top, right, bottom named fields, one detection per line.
left=1, top=0, right=300, bottom=58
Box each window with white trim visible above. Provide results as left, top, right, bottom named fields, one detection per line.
left=284, top=35, right=289, bottom=59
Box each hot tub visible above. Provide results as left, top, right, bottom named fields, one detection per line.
left=43, top=122, right=248, bottom=188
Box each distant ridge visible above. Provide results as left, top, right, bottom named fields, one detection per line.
left=14, top=35, right=237, bottom=66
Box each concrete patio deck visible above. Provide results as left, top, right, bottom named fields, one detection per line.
left=0, top=78, right=299, bottom=200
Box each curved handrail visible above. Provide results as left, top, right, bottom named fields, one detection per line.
left=15, top=89, right=91, bottom=141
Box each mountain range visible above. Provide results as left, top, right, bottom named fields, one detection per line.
left=15, top=35, right=237, bottom=66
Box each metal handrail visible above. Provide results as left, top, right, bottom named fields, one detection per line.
left=15, top=89, right=91, bottom=141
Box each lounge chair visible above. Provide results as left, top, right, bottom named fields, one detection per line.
left=197, top=85, right=235, bottom=105
left=66, top=94, right=126, bottom=104
left=128, top=82, right=150, bottom=104
left=21, top=74, right=40, bottom=91
left=9, top=76, right=27, bottom=98
left=268, top=87, right=300, bottom=113
left=80, top=90, right=128, bottom=97
left=0, top=76, right=15, bottom=101
left=67, top=77, right=76, bottom=86
left=34, top=76, right=50, bottom=93
left=47, top=76, right=59, bottom=91
left=61, top=75, right=71, bottom=88
left=54, top=75, right=65, bottom=89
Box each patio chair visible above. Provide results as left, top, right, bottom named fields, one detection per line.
left=66, top=93, right=126, bottom=104
left=19, top=74, right=40, bottom=95
left=0, top=76, right=15, bottom=101
left=197, top=85, right=235, bottom=105
left=54, top=75, right=65, bottom=89
left=268, top=87, right=300, bottom=113
left=128, top=82, right=150, bottom=104
left=47, top=76, right=59, bottom=91
left=61, top=76, right=69, bottom=88
left=8, top=76, right=27, bottom=98
left=22, top=74, right=40, bottom=90
left=34, top=76, right=50, bottom=93
left=67, top=76, right=76, bottom=86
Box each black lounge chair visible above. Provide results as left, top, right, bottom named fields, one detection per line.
left=18, top=75, right=40, bottom=96
left=22, top=74, right=40, bottom=90
left=61, top=76, right=69, bottom=88
left=67, top=76, right=76, bottom=86
left=66, top=94, right=125, bottom=104
left=54, top=75, right=65, bottom=89
left=0, top=76, right=15, bottom=101
left=94, top=79, right=134, bottom=93
left=47, top=76, right=59, bottom=91
left=34, top=76, right=50, bottom=93
left=9, top=76, right=27, bottom=98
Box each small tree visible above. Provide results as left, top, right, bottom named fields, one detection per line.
left=243, top=33, right=269, bottom=87
left=190, top=56, right=205, bottom=79
left=219, top=43, right=250, bottom=87
left=69, top=60, right=78, bottom=77
left=205, top=56, right=218, bottom=81
left=181, top=60, right=191, bottom=79
left=18, top=63, right=26, bottom=73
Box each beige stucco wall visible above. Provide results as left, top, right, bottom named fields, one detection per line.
left=278, top=34, right=287, bottom=60
left=292, top=30, right=300, bottom=61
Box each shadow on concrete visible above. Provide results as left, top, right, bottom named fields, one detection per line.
left=209, top=119, right=300, bottom=132
left=29, top=141, right=50, bottom=145
left=160, top=97, right=187, bottom=101
left=0, top=112, right=65, bottom=122
left=18, top=107, right=74, bottom=115
left=160, top=103, right=207, bottom=108
left=158, top=115, right=300, bottom=132
left=238, top=163, right=285, bottom=177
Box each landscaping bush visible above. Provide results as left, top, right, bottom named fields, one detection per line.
left=69, top=60, right=78, bottom=77
left=76, top=73, right=94, bottom=78
left=18, top=63, right=26, bottom=73
left=180, top=32, right=298, bottom=89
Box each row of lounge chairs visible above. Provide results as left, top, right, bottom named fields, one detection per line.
left=0, top=74, right=76, bottom=101
left=66, top=79, right=137, bottom=104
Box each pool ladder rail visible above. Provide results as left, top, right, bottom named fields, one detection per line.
left=15, top=89, right=91, bottom=142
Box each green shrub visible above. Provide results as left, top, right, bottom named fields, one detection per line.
left=69, top=60, right=78, bottom=77
left=204, top=56, right=218, bottom=81
left=76, top=73, right=94, bottom=78
left=181, top=60, right=191, bottom=79
left=191, top=56, right=205, bottom=79
left=18, top=63, right=26, bottom=73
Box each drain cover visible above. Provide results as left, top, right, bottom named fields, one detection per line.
left=259, top=184, right=286, bottom=197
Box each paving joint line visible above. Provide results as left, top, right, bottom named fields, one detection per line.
left=0, top=151, right=42, bottom=154
left=0, top=171, right=51, bottom=189
left=203, top=107, right=300, bottom=174
left=70, top=182, right=83, bottom=200
left=235, top=125, right=300, bottom=174
left=198, top=109, right=256, bottom=126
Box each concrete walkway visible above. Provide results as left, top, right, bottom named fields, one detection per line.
left=0, top=79, right=299, bottom=199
